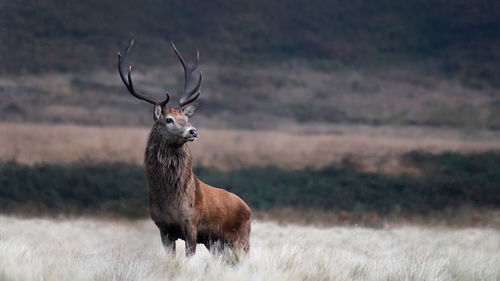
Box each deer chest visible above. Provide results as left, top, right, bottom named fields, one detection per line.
left=148, top=191, right=195, bottom=225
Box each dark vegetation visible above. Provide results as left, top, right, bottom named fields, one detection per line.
left=1, top=151, right=498, bottom=219
left=1, top=0, right=500, bottom=87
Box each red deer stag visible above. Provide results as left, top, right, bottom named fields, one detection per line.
left=117, top=39, right=251, bottom=257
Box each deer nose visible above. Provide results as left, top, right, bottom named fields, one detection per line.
left=189, top=128, right=198, bottom=138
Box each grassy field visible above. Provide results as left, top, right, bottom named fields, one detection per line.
left=2, top=2, right=499, bottom=279
left=0, top=216, right=498, bottom=281
left=1, top=122, right=500, bottom=173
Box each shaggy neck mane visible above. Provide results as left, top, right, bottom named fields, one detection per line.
left=144, top=123, right=194, bottom=199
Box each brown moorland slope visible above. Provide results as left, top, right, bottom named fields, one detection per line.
left=2, top=122, right=499, bottom=173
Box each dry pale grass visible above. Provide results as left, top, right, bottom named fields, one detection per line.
left=0, top=216, right=499, bottom=281
left=1, top=122, right=500, bottom=173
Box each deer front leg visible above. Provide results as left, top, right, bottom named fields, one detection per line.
left=161, top=231, right=176, bottom=255
left=155, top=222, right=176, bottom=255
left=183, top=224, right=197, bottom=257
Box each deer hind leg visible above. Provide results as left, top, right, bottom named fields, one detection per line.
left=233, top=219, right=251, bottom=256
left=204, top=238, right=227, bottom=255
left=242, top=219, right=251, bottom=253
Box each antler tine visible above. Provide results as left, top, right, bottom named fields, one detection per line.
left=160, top=93, right=170, bottom=108
left=118, top=38, right=170, bottom=106
left=171, top=42, right=202, bottom=107
left=117, top=39, right=135, bottom=89
left=182, top=90, right=201, bottom=107
left=181, top=72, right=202, bottom=104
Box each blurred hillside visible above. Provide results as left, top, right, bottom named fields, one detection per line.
left=1, top=66, right=499, bottom=129
left=1, top=0, right=500, bottom=130
left=1, top=1, right=500, bottom=224
left=1, top=0, right=499, bottom=81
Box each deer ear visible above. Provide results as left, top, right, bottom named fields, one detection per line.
left=154, top=105, right=163, bottom=121
left=182, top=103, right=198, bottom=117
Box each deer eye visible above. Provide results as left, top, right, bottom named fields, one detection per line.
left=165, top=118, right=174, bottom=124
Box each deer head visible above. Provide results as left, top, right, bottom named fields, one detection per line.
left=118, top=39, right=202, bottom=145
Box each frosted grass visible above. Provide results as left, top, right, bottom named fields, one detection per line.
left=0, top=216, right=498, bottom=281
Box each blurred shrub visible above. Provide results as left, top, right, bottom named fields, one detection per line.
left=0, top=162, right=148, bottom=218
left=0, top=151, right=499, bottom=217
left=197, top=151, right=500, bottom=213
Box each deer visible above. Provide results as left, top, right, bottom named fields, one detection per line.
left=117, top=39, right=251, bottom=257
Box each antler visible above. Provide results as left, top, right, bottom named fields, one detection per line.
left=171, top=42, right=202, bottom=107
left=118, top=39, right=170, bottom=107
